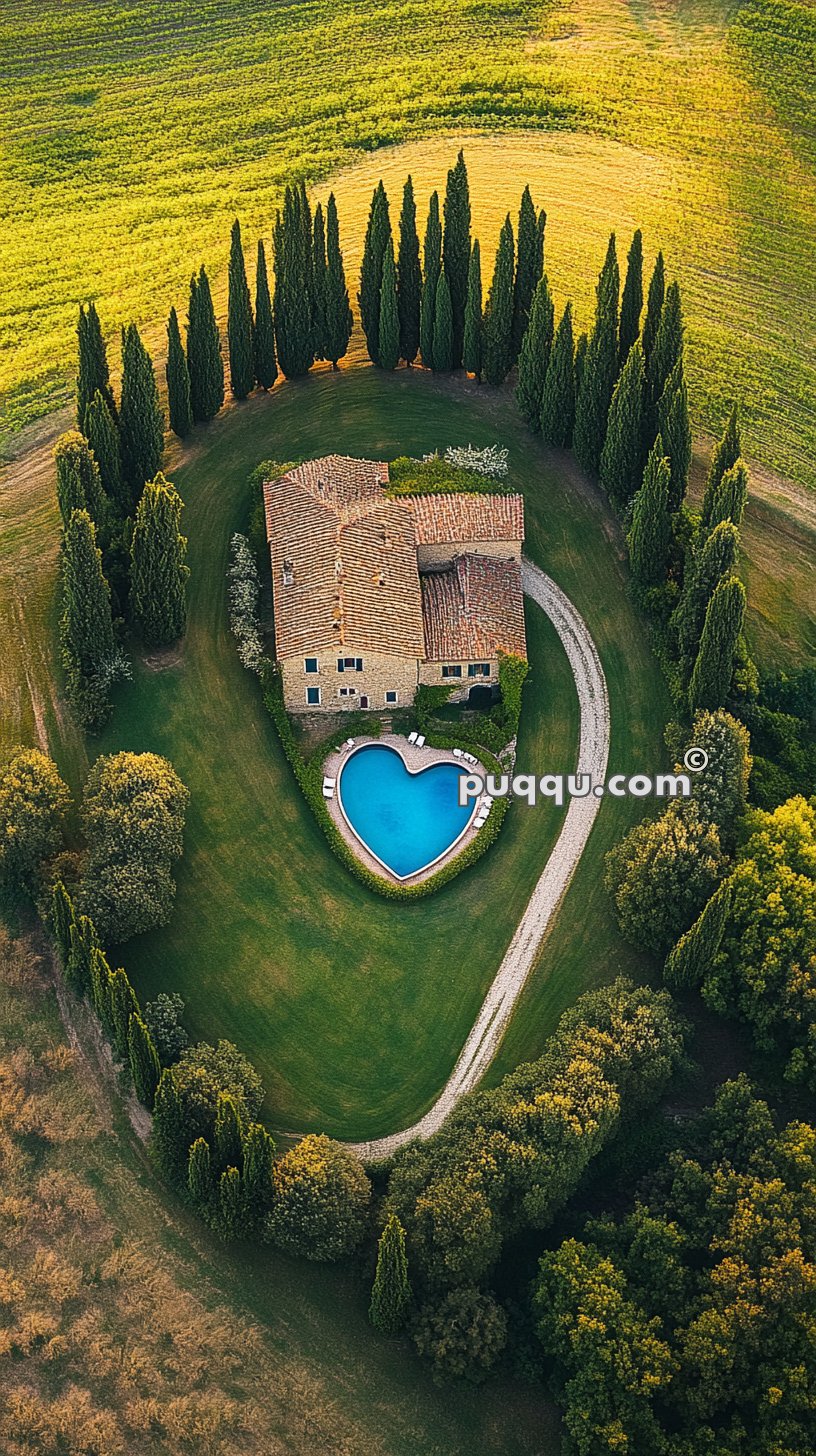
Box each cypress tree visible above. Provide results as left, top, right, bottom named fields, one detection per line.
left=90, top=945, right=113, bottom=1028
left=165, top=308, right=193, bottom=439
left=227, top=220, right=255, bottom=399
left=188, top=1136, right=214, bottom=1208
left=628, top=435, right=672, bottom=593
left=369, top=1213, right=412, bottom=1334
left=60, top=508, right=117, bottom=691
left=515, top=273, right=554, bottom=430
left=152, top=1068, right=186, bottom=1181
left=656, top=360, right=691, bottom=510
left=377, top=241, right=400, bottom=371
left=66, top=913, right=97, bottom=997
left=242, top=1122, right=276, bottom=1225
left=618, top=228, right=643, bottom=366
left=323, top=194, right=353, bottom=369
left=51, top=880, right=75, bottom=970
left=419, top=191, right=442, bottom=369
left=573, top=330, right=588, bottom=402
left=664, top=879, right=732, bottom=988
left=214, top=1091, right=244, bottom=1176
left=462, top=240, right=483, bottom=381
left=574, top=234, right=620, bottom=475
left=540, top=302, right=576, bottom=447
left=129, top=472, right=188, bottom=647
left=311, top=202, right=328, bottom=362
left=397, top=176, right=421, bottom=365
left=253, top=240, right=278, bottom=389
left=432, top=269, right=454, bottom=372
left=84, top=391, right=125, bottom=508
left=512, top=185, right=545, bottom=363
left=298, top=180, right=316, bottom=334
left=76, top=302, right=116, bottom=429
left=442, top=150, right=471, bottom=367
left=110, top=966, right=139, bottom=1061
left=599, top=341, right=645, bottom=509
left=218, top=1166, right=245, bottom=1241
left=128, top=1012, right=161, bottom=1107
left=358, top=180, right=392, bottom=366
left=700, top=407, right=741, bottom=529
left=483, top=214, right=515, bottom=387
left=688, top=575, right=746, bottom=712
left=641, top=250, right=665, bottom=363
left=119, top=323, right=164, bottom=509
left=187, top=266, right=225, bottom=421
left=647, top=279, right=683, bottom=417
left=707, top=459, right=748, bottom=531
left=676, top=520, right=741, bottom=675
left=54, top=430, right=108, bottom=531
left=273, top=189, right=315, bottom=378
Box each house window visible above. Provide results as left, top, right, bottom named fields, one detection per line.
left=442, top=664, right=462, bottom=679
left=304, top=657, right=318, bottom=674
left=337, top=656, right=363, bottom=673
left=385, top=691, right=398, bottom=704
left=339, top=686, right=357, bottom=698
left=468, top=663, right=490, bottom=677
left=282, top=559, right=294, bottom=585
left=306, top=686, right=321, bottom=706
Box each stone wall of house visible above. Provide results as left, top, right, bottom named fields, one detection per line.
left=418, top=657, right=499, bottom=701
left=416, top=540, right=521, bottom=571
left=281, top=649, right=419, bottom=712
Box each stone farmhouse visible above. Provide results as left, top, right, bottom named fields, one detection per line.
left=263, top=455, right=527, bottom=713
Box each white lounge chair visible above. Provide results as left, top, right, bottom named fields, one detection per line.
left=322, top=785, right=335, bottom=799
left=323, top=776, right=336, bottom=789
left=345, top=738, right=355, bottom=748
left=464, top=752, right=477, bottom=764
left=474, top=814, right=487, bottom=828
left=415, top=734, right=426, bottom=748
left=452, top=747, right=463, bottom=758
left=408, top=731, right=418, bottom=744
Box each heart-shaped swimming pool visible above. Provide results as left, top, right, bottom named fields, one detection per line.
left=337, top=743, right=476, bottom=880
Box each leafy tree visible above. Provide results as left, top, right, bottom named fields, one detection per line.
left=675, top=519, right=740, bottom=677
left=109, top=966, right=139, bottom=1061
left=515, top=273, right=554, bottom=430
left=358, top=180, right=392, bottom=366
left=253, top=239, right=278, bottom=388
left=462, top=240, right=483, bottom=380
left=443, top=150, right=471, bottom=367
left=706, top=458, right=748, bottom=531
left=655, top=359, right=691, bottom=510
left=187, top=1136, right=213, bottom=1208
left=627, top=434, right=672, bottom=592
left=664, top=878, right=733, bottom=987
left=700, top=407, right=741, bottom=529
left=76, top=301, right=116, bottom=428
left=599, top=340, right=645, bottom=508
left=174, top=1039, right=264, bottom=1122
left=165, top=307, right=193, bottom=439
left=539, top=302, right=576, bottom=447
left=431, top=268, right=454, bottom=372
left=60, top=508, right=122, bottom=726
left=512, top=184, right=545, bottom=363
left=377, top=239, right=400, bottom=371
left=51, top=879, right=75, bottom=968
left=187, top=266, right=225, bottom=420
left=54, top=430, right=108, bottom=532
left=129, top=472, right=188, bottom=646
left=397, top=176, right=421, bottom=365
left=144, top=991, right=188, bottom=1065
left=370, top=1213, right=412, bottom=1334
left=646, top=278, right=683, bottom=425
left=323, top=193, right=352, bottom=368
left=83, top=391, right=125, bottom=507
left=267, top=1133, right=371, bottom=1261
left=605, top=803, right=725, bottom=954
left=128, top=1012, right=161, bottom=1106
left=0, top=748, right=70, bottom=895
left=419, top=191, right=442, bottom=369
left=482, top=214, right=515, bottom=387
left=311, top=201, right=328, bottom=361
left=640, top=250, right=665, bottom=363
left=574, top=234, right=620, bottom=475
left=618, top=228, right=643, bottom=365
left=213, top=1091, right=244, bottom=1177
left=66, top=913, right=98, bottom=999
left=688, top=575, right=746, bottom=713
left=413, top=1287, right=508, bottom=1383
left=119, top=323, right=164, bottom=509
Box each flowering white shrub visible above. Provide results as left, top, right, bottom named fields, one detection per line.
left=444, top=444, right=509, bottom=479
left=227, top=533, right=265, bottom=674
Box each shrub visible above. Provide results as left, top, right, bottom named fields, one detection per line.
left=413, top=1286, right=508, bottom=1383
left=386, top=454, right=511, bottom=496
left=227, top=532, right=265, bottom=673
left=267, top=1133, right=371, bottom=1261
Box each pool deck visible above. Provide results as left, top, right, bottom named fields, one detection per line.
left=323, top=733, right=489, bottom=886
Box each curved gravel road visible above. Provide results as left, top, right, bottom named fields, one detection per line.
left=347, top=557, right=610, bottom=1161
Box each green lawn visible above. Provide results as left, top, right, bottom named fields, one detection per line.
left=83, top=365, right=667, bottom=1139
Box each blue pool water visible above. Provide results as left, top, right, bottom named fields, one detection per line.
left=338, top=744, right=474, bottom=879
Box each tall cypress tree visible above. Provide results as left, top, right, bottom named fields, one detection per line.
left=188, top=266, right=225, bottom=420
left=60, top=508, right=116, bottom=690
left=397, top=176, right=421, bottom=365
left=76, top=302, right=116, bottom=429
left=241, top=1122, right=276, bottom=1225
left=369, top=1213, right=412, bottom=1334
left=515, top=273, right=554, bottom=430
left=54, top=430, right=108, bottom=531
left=119, top=323, right=164, bottom=510
left=442, top=150, right=471, bottom=368
left=599, top=341, right=645, bottom=509
left=84, top=391, right=125, bottom=508
left=618, top=228, right=643, bottom=366
left=483, top=214, right=515, bottom=387
left=227, top=219, right=255, bottom=399
left=377, top=241, right=400, bottom=372
left=324, top=194, right=353, bottom=369
left=574, top=234, right=620, bottom=475
left=214, top=1092, right=244, bottom=1176
left=66, top=913, right=98, bottom=997
left=188, top=1136, right=214, bottom=1208
left=676, top=520, right=741, bottom=675
left=462, top=240, right=483, bottom=381
left=512, top=185, right=545, bottom=363
left=573, top=330, right=588, bottom=402
left=664, top=879, right=732, bottom=988
left=655, top=360, right=691, bottom=510
left=51, top=881, right=75, bottom=971
left=273, top=187, right=315, bottom=378
left=647, top=279, right=683, bottom=418
left=110, top=966, right=139, bottom=1062
left=358, top=180, right=392, bottom=366
left=419, top=191, right=442, bottom=369
left=253, top=240, right=278, bottom=388
left=700, top=407, right=741, bottom=529
left=432, top=269, right=454, bottom=372
left=688, top=575, right=746, bottom=712
left=311, top=202, right=328, bottom=362
left=218, top=1166, right=245, bottom=1242
left=628, top=435, right=672, bottom=593
left=129, top=472, right=188, bottom=647
left=165, top=308, right=193, bottom=439
left=128, top=1012, right=161, bottom=1107
left=152, top=1068, right=186, bottom=1182
left=540, top=302, right=576, bottom=447
left=707, top=459, right=748, bottom=531
left=90, top=946, right=114, bottom=1030
left=641, top=250, right=665, bottom=363
left=298, top=180, right=315, bottom=337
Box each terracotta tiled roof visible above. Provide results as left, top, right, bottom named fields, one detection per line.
left=405, top=492, right=524, bottom=544
left=421, top=554, right=527, bottom=662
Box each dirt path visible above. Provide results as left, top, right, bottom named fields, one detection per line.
left=347, top=557, right=610, bottom=1161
